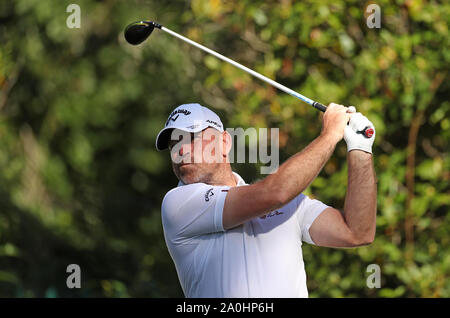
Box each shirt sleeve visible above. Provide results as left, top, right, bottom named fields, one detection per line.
left=161, top=183, right=230, bottom=242
left=295, top=194, right=330, bottom=245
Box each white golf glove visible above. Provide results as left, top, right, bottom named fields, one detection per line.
left=344, top=107, right=375, bottom=154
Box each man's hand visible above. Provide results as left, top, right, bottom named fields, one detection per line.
left=321, top=103, right=353, bottom=144
left=344, top=109, right=376, bottom=154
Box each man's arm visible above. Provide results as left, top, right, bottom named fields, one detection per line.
left=308, top=151, right=377, bottom=247
left=222, top=104, right=351, bottom=230
left=344, top=151, right=377, bottom=244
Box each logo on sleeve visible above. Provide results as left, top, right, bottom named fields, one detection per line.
left=205, top=188, right=214, bottom=202
left=260, top=210, right=284, bottom=220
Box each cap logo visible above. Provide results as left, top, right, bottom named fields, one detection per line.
left=165, top=109, right=192, bottom=126
left=206, top=119, right=222, bottom=129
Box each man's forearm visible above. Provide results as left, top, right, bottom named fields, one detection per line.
left=263, top=134, right=337, bottom=204
left=343, top=151, right=377, bottom=243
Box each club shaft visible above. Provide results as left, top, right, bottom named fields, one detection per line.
left=159, top=26, right=327, bottom=112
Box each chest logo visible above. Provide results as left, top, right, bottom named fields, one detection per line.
left=205, top=188, right=214, bottom=202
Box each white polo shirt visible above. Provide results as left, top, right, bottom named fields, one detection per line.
left=161, top=172, right=329, bottom=298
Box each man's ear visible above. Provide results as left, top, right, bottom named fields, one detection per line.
left=222, top=131, right=232, bottom=162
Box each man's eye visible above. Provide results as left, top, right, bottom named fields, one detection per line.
left=168, top=141, right=178, bottom=150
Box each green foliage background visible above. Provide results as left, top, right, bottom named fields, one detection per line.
left=0, top=0, right=448, bottom=297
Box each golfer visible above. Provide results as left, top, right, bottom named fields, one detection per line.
left=156, top=102, right=376, bottom=297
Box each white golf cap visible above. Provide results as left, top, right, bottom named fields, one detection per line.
left=155, top=103, right=224, bottom=151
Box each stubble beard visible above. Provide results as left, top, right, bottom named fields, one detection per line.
left=174, top=163, right=217, bottom=185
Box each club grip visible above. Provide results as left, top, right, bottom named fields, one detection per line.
left=312, top=102, right=327, bottom=112
left=358, top=126, right=375, bottom=138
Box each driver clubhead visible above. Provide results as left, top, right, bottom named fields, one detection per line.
left=124, top=21, right=155, bottom=45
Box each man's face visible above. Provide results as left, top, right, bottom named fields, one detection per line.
left=168, top=128, right=225, bottom=184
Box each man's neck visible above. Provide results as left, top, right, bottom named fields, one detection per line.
left=208, top=165, right=237, bottom=187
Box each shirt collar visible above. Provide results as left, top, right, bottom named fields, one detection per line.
left=177, top=171, right=246, bottom=187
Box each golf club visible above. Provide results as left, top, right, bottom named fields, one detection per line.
left=124, top=20, right=374, bottom=138
left=124, top=20, right=327, bottom=111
